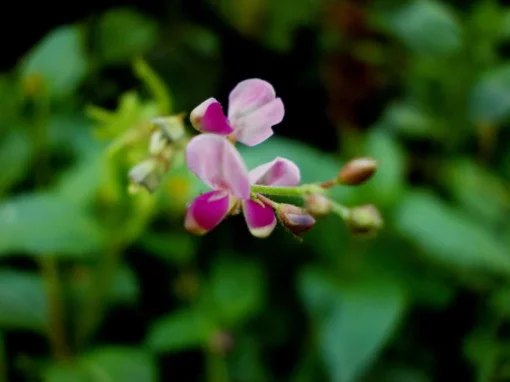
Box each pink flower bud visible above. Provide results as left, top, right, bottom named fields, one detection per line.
left=277, top=204, right=316, bottom=236
left=305, top=194, right=332, bottom=218
left=338, top=157, right=378, bottom=186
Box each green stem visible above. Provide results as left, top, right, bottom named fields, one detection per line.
left=75, top=242, right=121, bottom=350
left=33, top=85, right=51, bottom=187
left=76, top=191, right=155, bottom=349
left=331, top=201, right=350, bottom=220
left=40, top=258, right=70, bottom=361
left=32, top=86, right=71, bottom=361
left=250, top=184, right=324, bottom=198
left=0, top=331, right=6, bottom=382
left=206, top=351, right=229, bottom=382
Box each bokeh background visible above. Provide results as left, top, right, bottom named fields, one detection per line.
left=1, top=0, right=510, bottom=381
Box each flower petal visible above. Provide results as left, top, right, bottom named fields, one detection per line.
left=184, top=190, right=232, bottom=235
left=249, top=157, right=301, bottom=186
left=186, top=134, right=250, bottom=199
left=190, top=98, right=233, bottom=135
left=242, top=200, right=276, bottom=238
left=230, top=98, right=284, bottom=146
left=228, top=79, right=277, bottom=120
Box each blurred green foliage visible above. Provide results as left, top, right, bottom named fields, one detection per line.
left=0, top=1, right=510, bottom=381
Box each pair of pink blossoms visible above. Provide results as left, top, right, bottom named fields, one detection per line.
left=185, top=79, right=300, bottom=238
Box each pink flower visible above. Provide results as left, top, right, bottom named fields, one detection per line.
left=189, top=79, right=285, bottom=147
left=184, top=134, right=300, bottom=237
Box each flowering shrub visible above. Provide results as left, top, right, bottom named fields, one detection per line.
left=1, top=2, right=510, bottom=381
left=129, top=79, right=382, bottom=240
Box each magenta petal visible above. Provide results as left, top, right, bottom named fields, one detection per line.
left=230, top=98, right=284, bottom=146
left=190, top=98, right=233, bottom=135
left=185, top=190, right=231, bottom=235
left=249, top=157, right=301, bottom=186
left=201, top=102, right=233, bottom=135
left=186, top=134, right=251, bottom=199
left=242, top=200, right=277, bottom=238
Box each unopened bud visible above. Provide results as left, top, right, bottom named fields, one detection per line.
left=305, top=194, right=332, bottom=218
left=149, top=130, right=168, bottom=155
left=277, top=204, right=316, bottom=236
left=128, top=158, right=167, bottom=193
left=151, top=115, right=186, bottom=143
left=347, top=204, right=383, bottom=235
left=338, top=157, right=378, bottom=185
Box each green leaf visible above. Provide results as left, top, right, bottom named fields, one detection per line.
left=208, top=257, right=265, bottom=326
left=299, top=269, right=406, bottom=382
left=139, top=232, right=196, bottom=265
left=43, top=363, right=89, bottom=382
left=265, top=0, right=319, bottom=51
left=469, top=65, right=510, bottom=124
left=96, top=8, right=158, bottom=65
left=82, top=347, right=158, bottom=382
left=464, top=329, right=500, bottom=382
left=358, top=130, right=407, bottom=207
left=20, top=25, right=87, bottom=98
left=0, top=270, right=48, bottom=331
left=395, top=191, right=510, bottom=275
left=133, top=57, right=173, bottom=115
left=48, top=113, right=102, bottom=158
left=0, top=193, right=104, bottom=258
left=0, top=130, right=32, bottom=195
left=502, top=9, right=510, bottom=40
left=53, top=156, right=106, bottom=207
left=440, top=159, right=510, bottom=225
left=146, top=308, right=213, bottom=353
left=109, top=265, right=139, bottom=304
left=229, top=336, right=269, bottom=382
left=44, top=347, right=158, bottom=381
left=382, top=0, right=461, bottom=55
left=0, top=76, right=22, bottom=125
left=378, top=101, right=437, bottom=138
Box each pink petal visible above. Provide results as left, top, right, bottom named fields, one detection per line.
left=249, top=157, right=301, bottom=186
left=185, top=134, right=250, bottom=199
left=190, top=98, right=233, bottom=135
left=185, top=191, right=232, bottom=235
left=228, top=79, right=277, bottom=120
left=230, top=98, right=284, bottom=146
left=242, top=200, right=277, bottom=238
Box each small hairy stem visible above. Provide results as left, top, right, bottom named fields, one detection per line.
left=40, top=258, right=71, bottom=361
left=250, top=184, right=325, bottom=198
left=253, top=194, right=279, bottom=208
left=331, top=201, right=350, bottom=220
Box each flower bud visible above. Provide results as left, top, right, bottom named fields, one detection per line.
left=346, top=204, right=383, bottom=235
left=305, top=194, right=332, bottom=218
left=190, top=98, right=216, bottom=132
left=151, top=115, right=186, bottom=142
left=128, top=158, right=167, bottom=193
left=277, top=204, right=316, bottom=236
left=338, top=157, right=378, bottom=185
left=148, top=130, right=168, bottom=155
